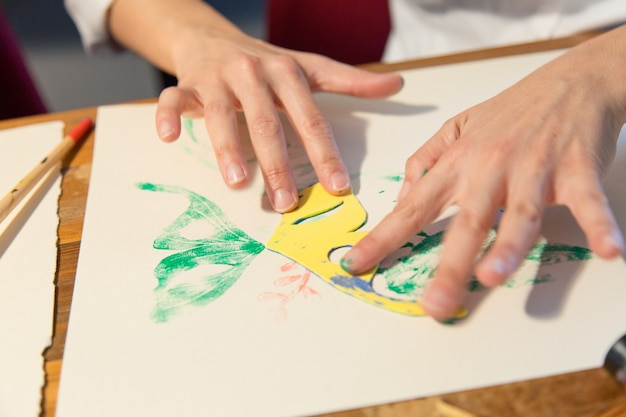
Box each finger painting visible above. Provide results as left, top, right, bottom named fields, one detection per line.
left=135, top=182, right=264, bottom=322
left=58, top=51, right=626, bottom=417
left=137, top=181, right=594, bottom=323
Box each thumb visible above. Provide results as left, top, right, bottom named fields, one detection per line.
left=296, top=52, right=404, bottom=99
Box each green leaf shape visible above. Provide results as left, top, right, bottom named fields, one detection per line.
left=137, top=182, right=265, bottom=322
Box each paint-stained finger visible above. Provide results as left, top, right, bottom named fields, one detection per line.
left=341, top=172, right=452, bottom=275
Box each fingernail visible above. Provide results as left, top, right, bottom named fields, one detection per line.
left=487, top=251, right=517, bottom=278
left=330, top=171, right=351, bottom=194
left=487, top=256, right=508, bottom=277
left=421, top=287, right=456, bottom=319
left=273, top=188, right=297, bottom=213
left=226, top=163, right=246, bottom=186
left=606, top=231, right=625, bottom=253
left=157, top=120, right=175, bottom=140
left=340, top=249, right=360, bottom=274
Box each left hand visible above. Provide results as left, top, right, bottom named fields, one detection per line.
left=341, top=27, right=626, bottom=320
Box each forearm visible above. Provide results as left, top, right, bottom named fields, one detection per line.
left=108, top=0, right=245, bottom=75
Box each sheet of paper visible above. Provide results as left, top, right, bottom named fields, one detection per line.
left=0, top=122, right=63, bottom=417
left=57, top=50, right=626, bottom=417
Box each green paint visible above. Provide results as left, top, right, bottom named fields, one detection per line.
left=466, top=278, right=485, bottom=292
left=137, top=182, right=265, bottom=322
left=383, top=173, right=404, bottom=182
left=376, top=231, right=444, bottom=298
left=182, top=118, right=198, bottom=143
left=525, top=242, right=592, bottom=264
left=503, top=273, right=553, bottom=288
left=178, top=119, right=217, bottom=170
left=339, top=257, right=353, bottom=273
left=136, top=179, right=595, bottom=322
left=377, top=229, right=593, bottom=298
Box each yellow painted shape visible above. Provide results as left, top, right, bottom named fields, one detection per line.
left=267, top=183, right=431, bottom=316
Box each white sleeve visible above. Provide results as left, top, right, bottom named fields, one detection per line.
left=64, top=0, right=122, bottom=53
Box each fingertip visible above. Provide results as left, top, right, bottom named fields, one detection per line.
left=340, top=251, right=357, bottom=274
left=421, top=281, right=464, bottom=321
left=272, top=188, right=299, bottom=213
left=340, top=246, right=373, bottom=275
left=155, top=86, right=198, bottom=142
left=156, top=118, right=179, bottom=142
left=338, top=67, right=405, bottom=99
left=389, top=73, right=405, bottom=95
left=595, top=230, right=625, bottom=259
left=224, top=162, right=248, bottom=188
left=475, top=254, right=515, bottom=288
left=327, top=170, right=351, bottom=195
left=370, top=72, right=405, bottom=98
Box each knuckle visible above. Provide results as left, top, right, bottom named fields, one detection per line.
left=157, top=86, right=188, bottom=112
left=439, top=117, right=464, bottom=146
left=262, top=164, right=291, bottom=188
left=315, top=153, right=343, bottom=170
left=391, top=198, right=426, bottom=224
left=404, top=152, right=427, bottom=174
left=509, top=199, right=542, bottom=225
left=250, top=114, right=282, bottom=138
left=581, top=185, right=608, bottom=204
left=232, top=54, right=263, bottom=76
left=300, top=114, right=333, bottom=139
left=203, top=100, right=231, bottom=119
left=158, top=86, right=179, bottom=101
left=268, top=54, right=301, bottom=77
left=209, top=137, right=237, bottom=159
left=404, top=149, right=434, bottom=172
left=456, top=209, right=493, bottom=235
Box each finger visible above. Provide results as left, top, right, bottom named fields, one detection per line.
left=559, top=171, right=624, bottom=258
left=421, top=176, right=504, bottom=320
left=155, top=86, right=203, bottom=142
left=295, top=52, right=404, bottom=98
left=267, top=55, right=350, bottom=195
left=399, top=119, right=461, bottom=201
left=475, top=171, right=547, bottom=287
left=341, top=171, right=454, bottom=274
left=231, top=59, right=298, bottom=212
left=201, top=88, right=250, bottom=189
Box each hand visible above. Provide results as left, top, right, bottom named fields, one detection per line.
left=109, top=0, right=403, bottom=212
left=342, top=28, right=626, bottom=320
left=156, top=31, right=401, bottom=213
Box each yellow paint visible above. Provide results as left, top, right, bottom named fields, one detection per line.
left=267, top=183, right=432, bottom=316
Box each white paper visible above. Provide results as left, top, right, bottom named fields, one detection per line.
left=57, top=50, right=626, bottom=417
left=0, top=122, right=63, bottom=417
